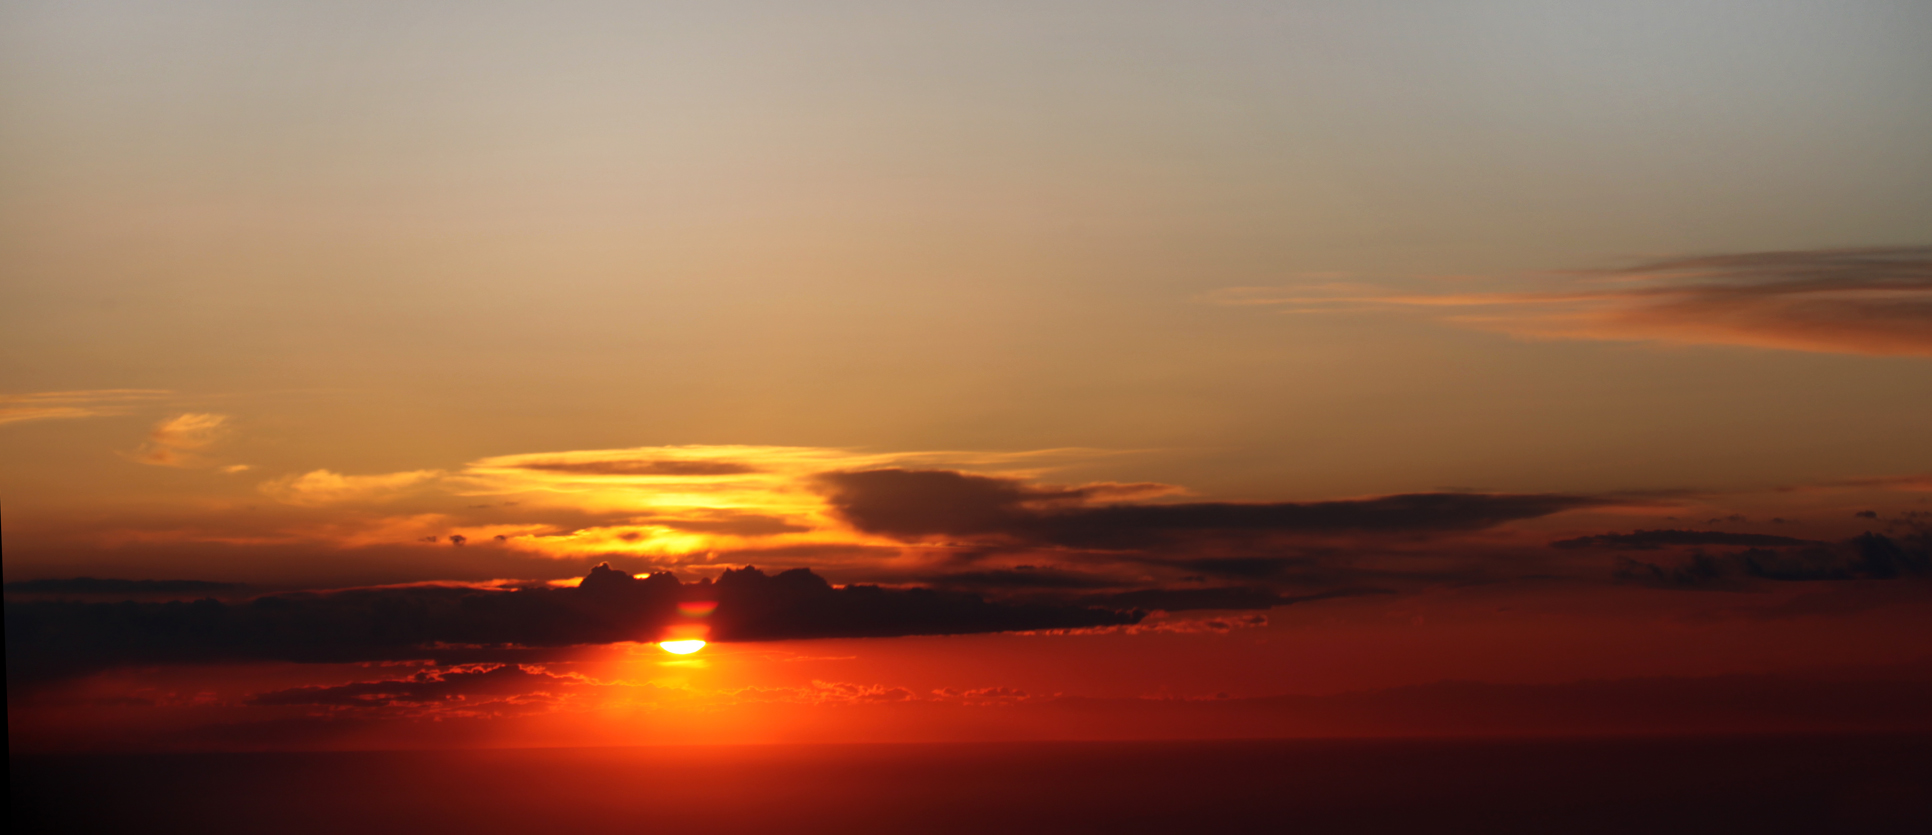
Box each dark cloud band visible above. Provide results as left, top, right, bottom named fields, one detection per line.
left=816, top=468, right=1603, bottom=547
left=4, top=564, right=1139, bottom=684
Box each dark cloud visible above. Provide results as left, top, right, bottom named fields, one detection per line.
left=4, top=564, right=1139, bottom=684
left=924, top=570, right=1120, bottom=590
left=811, top=469, right=1083, bottom=538
left=513, top=459, right=760, bottom=476
left=817, top=468, right=1603, bottom=548
left=249, top=664, right=583, bottom=709
left=1613, top=533, right=1932, bottom=589
left=3, top=578, right=245, bottom=597
left=1078, top=586, right=1393, bottom=612
left=1173, top=557, right=1314, bottom=579
left=1552, top=529, right=1819, bottom=550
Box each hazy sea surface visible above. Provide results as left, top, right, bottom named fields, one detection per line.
left=12, top=735, right=1929, bottom=834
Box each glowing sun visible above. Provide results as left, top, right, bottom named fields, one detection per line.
left=659, top=639, right=706, bottom=655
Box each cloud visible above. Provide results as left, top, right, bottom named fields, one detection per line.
left=924, top=569, right=1121, bottom=590
left=452, top=445, right=1122, bottom=561
left=511, top=459, right=762, bottom=476
left=249, top=664, right=590, bottom=713
left=1077, top=586, right=1393, bottom=612
left=129, top=413, right=232, bottom=467
left=1216, top=246, right=1932, bottom=357
left=1552, top=529, right=1820, bottom=550
left=258, top=469, right=446, bottom=506
left=725, top=680, right=920, bottom=706
left=3, top=563, right=1141, bottom=683
left=816, top=468, right=1603, bottom=548
left=3, top=578, right=245, bottom=597
left=1820, top=474, right=1932, bottom=492
left=0, top=389, right=171, bottom=426
left=209, top=445, right=1593, bottom=580
left=1613, top=533, right=1932, bottom=589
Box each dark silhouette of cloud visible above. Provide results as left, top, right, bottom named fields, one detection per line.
left=4, top=564, right=1139, bottom=684
left=1174, top=557, right=1314, bottom=579
left=1553, top=529, right=1819, bottom=550
left=1080, top=586, right=1394, bottom=612
left=816, top=468, right=1603, bottom=548
left=924, top=570, right=1120, bottom=590
left=1614, top=533, right=1932, bottom=589
left=4, top=578, right=245, bottom=597
left=249, top=664, right=585, bottom=709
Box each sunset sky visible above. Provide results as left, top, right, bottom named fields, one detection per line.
left=5, top=0, right=1932, bottom=755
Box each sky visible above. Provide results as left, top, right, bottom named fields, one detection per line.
left=4, top=0, right=1932, bottom=753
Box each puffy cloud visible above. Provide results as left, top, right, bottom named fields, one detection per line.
left=1216, top=246, right=1932, bottom=357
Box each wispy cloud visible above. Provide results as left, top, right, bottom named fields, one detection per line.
left=215, top=445, right=1622, bottom=606
left=259, top=469, right=447, bottom=506
left=1213, top=247, right=1932, bottom=357
left=129, top=412, right=233, bottom=467
left=0, top=389, right=171, bottom=426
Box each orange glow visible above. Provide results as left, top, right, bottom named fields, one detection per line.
left=677, top=601, right=718, bottom=617
left=659, top=640, right=706, bottom=655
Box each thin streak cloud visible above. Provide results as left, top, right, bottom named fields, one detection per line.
left=1216, top=247, right=1932, bottom=357
left=258, top=469, right=449, bottom=506
left=0, top=389, right=171, bottom=426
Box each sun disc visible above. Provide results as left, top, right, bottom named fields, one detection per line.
left=659, top=639, right=706, bottom=655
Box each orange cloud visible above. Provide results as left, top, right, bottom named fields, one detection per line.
left=259, top=469, right=447, bottom=506
left=455, top=445, right=1126, bottom=562
left=0, top=389, right=171, bottom=426
left=129, top=412, right=233, bottom=467
left=1216, top=247, right=1932, bottom=357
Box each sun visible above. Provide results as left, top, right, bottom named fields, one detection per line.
left=658, top=639, right=706, bottom=655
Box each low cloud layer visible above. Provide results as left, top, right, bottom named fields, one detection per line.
left=1216, top=246, right=1932, bottom=357
left=19, top=442, right=1931, bottom=687
left=217, top=446, right=1615, bottom=591
left=4, top=564, right=1139, bottom=684
left=1601, top=531, right=1932, bottom=590
left=5, top=578, right=246, bottom=597
left=248, top=664, right=592, bottom=715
